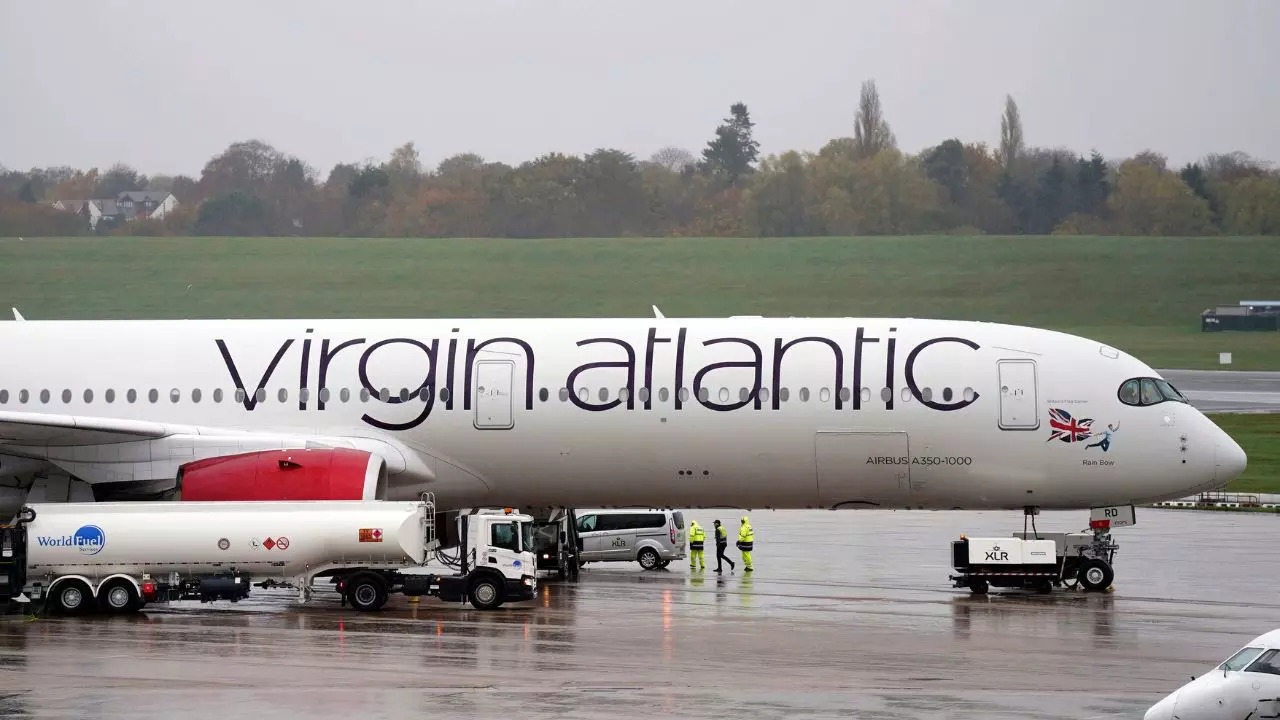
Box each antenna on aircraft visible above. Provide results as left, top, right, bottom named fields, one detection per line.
left=652, top=305, right=664, bottom=319
left=11, top=308, right=24, bottom=321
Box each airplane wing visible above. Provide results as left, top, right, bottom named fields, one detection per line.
left=0, top=409, right=433, bottom=488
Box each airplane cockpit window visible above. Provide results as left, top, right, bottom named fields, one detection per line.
left=1221, top=646, right=1265, bottom=671
left=1118, top=377, right=1190, bottom=407
left=1246, top=649, right=1280, bottom=676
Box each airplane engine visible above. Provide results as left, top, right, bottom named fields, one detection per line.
left=175, top=448, right=389, bottom=502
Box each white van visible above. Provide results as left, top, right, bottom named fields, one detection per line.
left=575, top=509, right=687, bottom=570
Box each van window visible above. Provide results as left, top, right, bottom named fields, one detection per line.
left=577, top=514, right=597, bottom=532
left=490, top=522, right=519, bottom=552
left=673, top=511, right=684, bottom=529
left=1222, top=647, right=1265, bottom=671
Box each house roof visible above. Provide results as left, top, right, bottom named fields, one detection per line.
left=117, top=190, right=172, bottom=203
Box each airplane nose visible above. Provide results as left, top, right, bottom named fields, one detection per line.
left=1143, top=692, right=1176, bottom=720
left=1216, top=432, right=1247, bottom=484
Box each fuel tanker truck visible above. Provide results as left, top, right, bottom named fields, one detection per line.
left=0, top=494, right=537, bottom=614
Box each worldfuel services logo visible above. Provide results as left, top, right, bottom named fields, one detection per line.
left=36, top=525, right=106, bottom=555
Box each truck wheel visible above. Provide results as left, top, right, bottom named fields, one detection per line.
left=637, top=548, right=661, bottom=570
left=98, top=579, right=140, bottom=614
left=1078, top=558, right=1114, bottom=592
left=968, top=577, right=988, bottom=595
left=468, top=576, right=504, bottom=610
left=52, top=580, right=93, bottom=615
left=344, top=573, right=388, bottom=611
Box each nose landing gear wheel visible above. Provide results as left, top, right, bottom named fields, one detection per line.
left=1078, top=558, right=1114, bottom=592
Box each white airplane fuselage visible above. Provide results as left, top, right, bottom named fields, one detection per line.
left=0, top=317, right=1247, bottom=512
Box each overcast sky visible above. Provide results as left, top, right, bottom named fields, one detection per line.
left=2, top=0, right=1276, bottom=177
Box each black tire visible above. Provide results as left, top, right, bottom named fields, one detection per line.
left=344, top=573, right=389, bottom=611
left=637, top=547, right=661, bottom=570
left=968, top=577, right=989, bottom=595
left=52, top=579, right=93, bottom=615
left=468, top=575, right=504, bottom=610
left=656, top=559, right=670, bottom=569
left=1078, top=558, right=1114, bottom=592
left=98, top=579, right=140, bottom=614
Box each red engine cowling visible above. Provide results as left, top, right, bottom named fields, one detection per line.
left=176, top=448, right=388, bottom=501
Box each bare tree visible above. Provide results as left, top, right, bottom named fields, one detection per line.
left=999, top=95, right=1024, bottom=170
left=853, top=79, right=896, bottom=160
left=649, top=146, right=695, bottom=172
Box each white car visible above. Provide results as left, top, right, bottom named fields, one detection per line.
left=1145, top=628, right=1280, bottom=720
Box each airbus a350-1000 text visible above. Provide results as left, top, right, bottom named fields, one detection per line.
left=0, top=316, right=1246, bottom=517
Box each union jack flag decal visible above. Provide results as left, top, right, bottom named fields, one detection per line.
left=1047, top=408, right=1093, bottom=443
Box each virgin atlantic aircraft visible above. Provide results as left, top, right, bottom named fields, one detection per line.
left=0, top=312, right=1246, bottom=519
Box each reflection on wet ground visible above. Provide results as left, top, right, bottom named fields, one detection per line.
left=2, top=508, right=1277, bottom=719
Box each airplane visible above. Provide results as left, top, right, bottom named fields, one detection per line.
left=0, top=314, right=1247, bottom=522
left=1145, top=628, right=1280, bottom=720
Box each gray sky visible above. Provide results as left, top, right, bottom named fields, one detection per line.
left=2, top=0, right=1276, bottom=177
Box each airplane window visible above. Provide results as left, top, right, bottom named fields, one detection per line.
left=359, top=388, right=370, bottom=402
left=127, top=389, right=138, bottom=403
left=0, top=390, right=8, bottom=404
left=299, top=388, right=310, bottom=403
left=697, top=387, right=709, bottom=403
left=619, top=387, right=630, bottom=402
left=819, top=388, right=831, bottom=403
left=638, top=387, right=650, bottom=403
left=659, top=387, right=669, bottom=402
left=398, top=388, right=409, bottom=402
left=61, top=389, right=71, bottom=403
left=147, top=389, right=158, bottom=403
left=418, top=387, right=430, bottom=401
left=599, top=387, right=610, bottom=402
left=779, top=387, right=789, bottom=402
left=339, top=388, right=350, bottom=403
left=901, top=387, right=912, bottom=402
left=922, top=387, right=933, bottom=403
left=1222, top=647, right=1265, bottom=672
left=255, top=388, right=266, bottom=403
left=800, top=387, right=810, bottom=402
left=943, top=387, right=953, bottom=402
left=1245, top=649, right=1280, bottom=676
left=19, top=389, right=29, bottom=404
left=379, top=388, right=390, bottom=402
left=213, top=389, right=222, bottom=403
left=881, top=387, right=892, bottom=403
left=317, top=388, right=330, bottom=403
left=839, top=387, right=850, bottom=402
left=83, top=389, right=93, bottom=403
left=558, top=387, right=568, bottom=402
left=539, top=388, right=549, bottom=402
left=1140, top=378, right=1162, bottom=405
left=679, top=388, right=689, bottom=402
left=234, top=389, right=245, bottom=403
left=739, top=387, right=749, bottom=402
left=862, top=387, right=871, bottom=403
left=759, top=387, right=770, bottom=403
left=1118, top=379, right=1140, bottom=405
left=963, top=387, right=976, bottom=402
left=40, top=390, right=50, bottom=404
left=578, top=387, right=589, bottom=402
left=105, top=389, right=115, bottom=403
left=170, top=389, right=181, bottom=403
left=192, top=389, right=202, bottom=403
left=1155, top=378, right=1188, bottom=404
left=719, top=387, right=730, bottom=403
left=439, top=387, right=449, bottom=403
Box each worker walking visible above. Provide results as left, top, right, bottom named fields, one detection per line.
left=713, top=519, right=735, bottom=572
left=736, top=516, right=754, bottom=572
left=688, top=520, right=706, bottom=571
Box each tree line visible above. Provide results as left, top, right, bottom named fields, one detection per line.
left=2, top=82, right=1278, bottom=238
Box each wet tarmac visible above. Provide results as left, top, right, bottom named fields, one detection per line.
left=1162, top=369, right=1280, bottom=413
left=3, top=507, right=1278, bottom=719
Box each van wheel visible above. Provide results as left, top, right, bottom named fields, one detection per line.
left=52, top=580, right=94, bottom=615
left=98, top=579, right=140, bottom=614
left=1078, top=558, right=1114, bottom=592
left=344, top=573, right=389, bottom=611
left=637, top=548, right=661, bottom=570
left=469, top=575, right=504, bottom=610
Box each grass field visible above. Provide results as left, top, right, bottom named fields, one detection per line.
left=1, top=234, right=1278, bottom=370
left=1210, top=413, right=1280, bottom=494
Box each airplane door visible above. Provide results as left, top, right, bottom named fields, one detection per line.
left=474, top=360, right=515, bottom=429
left=814, top=431, right=910, bottom=508
left=997, top=359, right=1040, bottom=430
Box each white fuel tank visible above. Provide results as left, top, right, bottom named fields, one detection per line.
left=23, top=500, right=430, bottom=580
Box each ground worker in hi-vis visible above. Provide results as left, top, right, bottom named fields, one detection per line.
left=688, top=520, right=706, bottom=571
left=713, top=519, right=735, bottom=573
left=736, top=516, right=754, bottom=572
